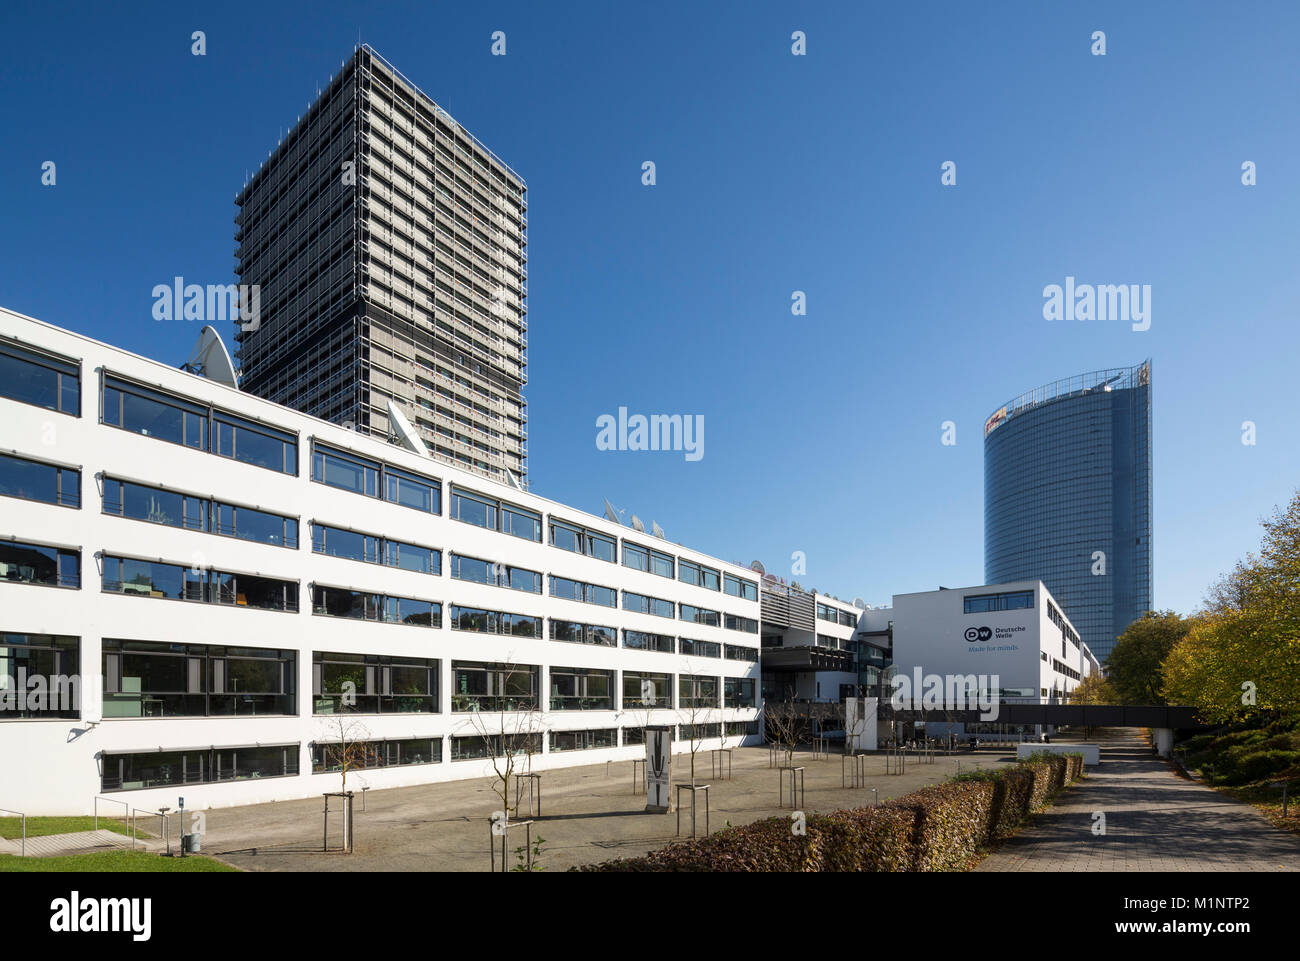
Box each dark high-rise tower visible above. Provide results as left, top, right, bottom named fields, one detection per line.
left=235, top=45, right=528, bottom=485
left=984, top=361, right=1152, bottom=663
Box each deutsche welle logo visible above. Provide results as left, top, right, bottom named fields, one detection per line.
left=964, top=626, right=993, bottom=643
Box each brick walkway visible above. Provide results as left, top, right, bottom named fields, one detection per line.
left=976, top=730, right=1300, bottom=872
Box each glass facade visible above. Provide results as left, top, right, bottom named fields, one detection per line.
left=984, top=362, right=1152, bottom=663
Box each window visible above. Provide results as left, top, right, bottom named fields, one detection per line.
left=0, top=633, right=78, bottom=718
left=963, top=590, right=1034, bottom=614
left=103, top=477, right=298, bottom=548
left=385, top=466, right=438, bottom=513
left=312, top=443, right=440, bottom=513
left=623, top=671, right=672, bottom=708
left=101, top=745, right=299, bottom=791
left=679, top=638, right=721, bottom=659
left=0, top=339, right=80, bottom=415
left=550, top=620, right=617, bottom=647
left=0, top=452, right=79, bottom=508
left=623, top=630, right=675, bottom=653
left=679, top=604, right=720, bottom=627
left=724, top=613, right=759, bottom=634
left=449, top=486, right=540, bottom=540
left=0, top=540, right=79, bottom=588
left=102, top=556, right=201, bottom=601
left=451, top=661, right=540, bottom=713
left=449, top=604, right=540, bottom=637
left=622, top=591, right=676, bottom=618
left=679, top=674, right=720, bottom=708
left=312, top=585, right=437, bottom=627
left=312, top=737, right=441, bottom=772
left=839, top=610, right=857, bottom=628
left=313, top=525, right=381, bottom=564
left=313, top=445, right=378, bottom=497
left=549, top=576, right=616, bottom=608
left=211, top=571, right=299, bottom=612
left=103, top=376, right=208, bottom=450
left=724, top=677, right=756, bottom=708
left=680, top=722, right=722, bottom=741
left=312, top=652, right=439, bottom=714
left=102, top=639, right=295, bottom=717
left=817, top=603, right=838, bottom=622
left=550, top=519, right=616, bottom=562
left=387, top=540, right=439, bottom=575
left=451, top=733, right=543, bottom=760
left=726, top=721, right=760, bottom=737
left=724, top=573, right=758, bottom=601
left=725, top=644, right=759, bottom=662
left=549, top=667, right=614, bottom=711
left=550, top=729, right=617, bottom=752
left=449, top=553, right=540, bottom=593
left=313, top=523, right=438, bottom=573
left=213, top=411, right=297, bottom=475
left=679, top=560, right=720, bottom=590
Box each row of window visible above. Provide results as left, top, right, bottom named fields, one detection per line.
left=1047, top=601, right=1081, bottom=648
left=2, top=634, right=760, bottom=721
left=963, top=590, right=1034, bottom=614
left=104, top=375, right=298, bottom=475
left=817, top=602, right=859, bottom=627
left=1, top=439, right=759, bottom=618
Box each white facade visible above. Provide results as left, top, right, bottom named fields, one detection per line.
left=0, top=307, right=761, bottom=815
left=888, top=580, right=1098, bottom=707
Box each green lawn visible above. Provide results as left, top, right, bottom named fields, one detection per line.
left=0, top=816, right=152, bottom=840
left=0, top=851, right=238, bottom=872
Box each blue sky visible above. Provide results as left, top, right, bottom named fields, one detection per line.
left=3, top=1, right=1298, bottom=615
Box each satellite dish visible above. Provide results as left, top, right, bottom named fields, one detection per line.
left=651, top=521, right=666, bottom=539
left=750, top=560, right=766, bottom=575
left=853, top=597, right=867, bottom=610
left=386, top=400, right=429, bottom=457
left=762, top=573, right=777, bottom=587
left=181, top=326, right=238, bottom=388
left=630, top=515, right=646, bottom=533
left=603, top=498, right=621, bottom=524
left=504, top=468, right=523, bottom=491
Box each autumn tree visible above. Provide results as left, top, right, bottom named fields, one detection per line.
left=1106, top=611, right=1193, bottom=704
left=1163, top=490, right=1300, bottom=722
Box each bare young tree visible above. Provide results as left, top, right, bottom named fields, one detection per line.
left=457, top=657, right=543, bottom=857
left=764, top=696, right=802, bottom=767
left=676, top=661, right=714, bottom=786
left=315, top=711, right=372, bottom=853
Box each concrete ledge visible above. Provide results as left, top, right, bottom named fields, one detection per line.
left=1016, top=742, right=1099, bottom=766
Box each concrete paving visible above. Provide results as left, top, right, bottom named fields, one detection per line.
left=194, top=744, right=1016, bottom=871
left=976, top=729, right=1300, bottom=872
left=0, top=828, right=157, bottom=858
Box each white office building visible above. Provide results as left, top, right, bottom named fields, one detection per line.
left=0, top=307, right=761, bottom=815
left=882, top=581, right=1100, bottom=735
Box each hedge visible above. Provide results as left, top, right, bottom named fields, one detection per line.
left=576, top=753, right=1084, bottom=872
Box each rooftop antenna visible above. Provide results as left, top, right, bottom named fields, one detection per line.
left=180, top=326, right=239, bottom=388
left=651, top=521, right=666, bottom=540
left=386, top=400, right=428, bottom=457
left=602, top=498, right=623, bottom=524
left=630, top=514, right=646, bottom=533
left=853, top=597, right=867, bottom=609
left=505, top=468, right=523, bottom=491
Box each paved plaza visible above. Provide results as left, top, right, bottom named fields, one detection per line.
left=976, top=730, right=1300, bottom=872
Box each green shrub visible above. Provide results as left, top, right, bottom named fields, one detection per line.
left=576, top=756, right=1082, bottom=872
